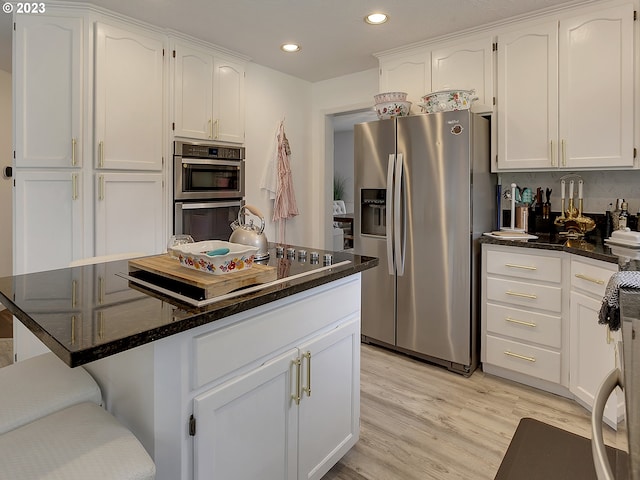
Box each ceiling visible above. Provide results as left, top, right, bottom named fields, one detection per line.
left=0, top=0, right=589, bottom=81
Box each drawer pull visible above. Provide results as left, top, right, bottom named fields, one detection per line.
left=574, top=273, right=605, bottom=285
left=504, top=351, right=536, bottom=362
left=505, top=263, right=537, bottom=271
left=506, top=290, right=538, bottom=300
left=505, top=317, right=537, bottom=328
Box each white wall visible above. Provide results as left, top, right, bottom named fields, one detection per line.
left=244, top=62, right=312, bottom=247
left=0, top=69, right=11, bottom=279
left=311, top=68, right=378, bottom=249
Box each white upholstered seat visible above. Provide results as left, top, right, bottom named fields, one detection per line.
left=0, top=402, right=156, bottom=480
left=0, top=352, right=102, bottom=435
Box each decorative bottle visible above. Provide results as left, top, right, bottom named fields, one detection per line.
left=618, top=202, right=629, bottom=229
left=612, top=198, right=625, bottom=231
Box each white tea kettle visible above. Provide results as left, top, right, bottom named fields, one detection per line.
left=229, top=204, right=269, bottom=260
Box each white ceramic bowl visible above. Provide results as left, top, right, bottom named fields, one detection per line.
left=419, top=89, right=478, bottom=114
left=373, top=91, right=408, bottom=104
left=169, top=240, right=258, bottom=275
left=374, top=100, right=412, bottom=120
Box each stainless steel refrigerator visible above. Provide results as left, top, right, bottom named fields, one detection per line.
left=354, top=110, right=495, bottom=375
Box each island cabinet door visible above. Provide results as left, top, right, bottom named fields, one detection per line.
left=192, top=348, right=299, bottom=480
left=297, top=317, right=360, bottom=480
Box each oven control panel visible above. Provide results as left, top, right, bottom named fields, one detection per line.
left=175, top=141, right=245, bottom=160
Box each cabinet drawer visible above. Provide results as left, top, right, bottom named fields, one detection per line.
left=486, top=277, right=562, bottom=313
left=486, top=249, right=562, bottom=283
left=485, top=335, right=561, bottom=383
left=486, top=303, right=561, bottom=348
left=192, top=277, right=360, bottom=389
left=570, top=258, right=617, bottom=298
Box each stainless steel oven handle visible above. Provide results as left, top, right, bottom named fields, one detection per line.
left=180, top=159, right=242, bottom=166
left=179, top=201, right=241, bottom=209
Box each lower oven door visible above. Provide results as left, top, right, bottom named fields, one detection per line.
left=174, top=200, right=243, bottom=242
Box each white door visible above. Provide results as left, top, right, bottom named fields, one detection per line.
left=558, top=4, right=634, bottom=168
left=379, top=51, right=431, bottom=113
left=14, top=170, right=83, bottom=274
left=298, top=318, right=360, bottom=480
left=212, top=57, right=245, bottom=144
left=94, top=173, right=164, bottom=256
left=173, top=42, right=214, bottom=140
left=14, top=15, right=83, bottom=168
left=193, top=348, right=299, bottom=480
left=94, top=23, right=163, bottom=170
left=570, top=291, right=619, bottom=427
left=431, top=36, right=493, bottom=112
left=496, top=22, right=558, bottom=170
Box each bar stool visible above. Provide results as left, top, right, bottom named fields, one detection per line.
left=0, top=352, right=102, bottom=435
left=0, top=402, right=156, bottom=480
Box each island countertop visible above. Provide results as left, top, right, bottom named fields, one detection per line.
left=0, top=244, right=378, bottom=367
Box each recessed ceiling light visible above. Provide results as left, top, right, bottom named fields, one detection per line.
left=365, top=13, right=388, bottom=25
left=281, top=43, right=301, bottom=53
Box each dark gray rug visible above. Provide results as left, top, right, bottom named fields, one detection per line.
left=495, top=417, right=628, bottom=480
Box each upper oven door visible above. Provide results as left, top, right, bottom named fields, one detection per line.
left=174, top=157, right=245, bottom=200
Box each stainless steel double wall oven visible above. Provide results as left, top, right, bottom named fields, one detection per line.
left=173, top=141, right=245, bottom=242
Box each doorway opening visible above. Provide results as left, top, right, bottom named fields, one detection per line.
left=328, top=109, right=377, bottom=251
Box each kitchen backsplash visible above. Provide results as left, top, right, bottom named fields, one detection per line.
left=499, top=170, right=640, bottom=216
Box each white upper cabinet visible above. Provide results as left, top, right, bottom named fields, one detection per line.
left=94, top=22, right=164, bottom=170
left=558, top=4, right=634, bottom=169
left=173, top=40, right=246, bottom=143
left=497, top=3, right=635, bottom=170
left=497, top=22, right=558, bottom=170
left=431, top=36, right=494, bottom=113
left=173, top=42, right=213, bottom=140
left=378, top=50, right=431, bottom=114
left=14, top=15, right=83, bottom=168
left=212, top=57, right=245, bottom=144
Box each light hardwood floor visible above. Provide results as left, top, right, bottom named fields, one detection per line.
left=323, top=344, right=626, bottom=480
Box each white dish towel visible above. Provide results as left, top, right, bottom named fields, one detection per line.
left=598, top=271, right=640, bottom=331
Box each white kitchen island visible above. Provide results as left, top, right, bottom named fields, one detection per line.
left=0, top=246, right=377, bottom=480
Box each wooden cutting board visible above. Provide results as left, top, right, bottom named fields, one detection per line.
left=129, top=254, right=277, bottom=299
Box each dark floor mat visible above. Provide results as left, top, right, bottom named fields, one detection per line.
left=495, top=417, right=628, bottom=480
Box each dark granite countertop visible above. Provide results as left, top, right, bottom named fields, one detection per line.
left=479, top=233, right=640, bottom=272
left=0, top=244, right=378, bottom=367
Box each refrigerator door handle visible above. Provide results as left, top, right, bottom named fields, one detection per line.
left=394, top=153, right=405, bottom=276
left=386, top=153, right=395, bottom=275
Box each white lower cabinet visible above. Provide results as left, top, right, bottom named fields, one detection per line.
left=83, top=275, right=362, bottom=480
left=569, top=257, right=622, bottom=428
left=482, top=244, right=566, bottom=389
left=482, top=244, right=624, bottom=426
left=193, top=318, right=360, bottom=480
